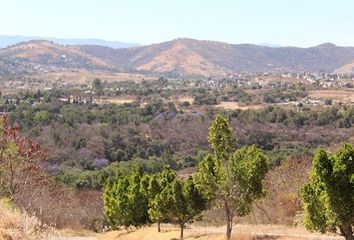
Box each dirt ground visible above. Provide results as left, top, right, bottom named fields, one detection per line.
left=215, top=102, right=264, bottom=110
left=95, top=224, right=344, bottom=240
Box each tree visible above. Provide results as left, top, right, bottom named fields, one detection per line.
left=93, top=78, right=104, bottom=96
left=324, top=99, right=333, bottom=105
left=196, top=114, right=269, bottom=240
left=168, top=176, right=207, bottom=240
left=147, top=167, right=176, bottom=232
left=0, top=115, right=43, bottom=199
left=167, top=102, right=177, bottom=112
left=148, top=175, right=163, bottom=232
left=301, top=143, right=354, bottom=240
left=103, top=169, right=150, bottom=229
left=34, top=111, right=49, bottom=126
left=147, top=167, right=207, bottom=239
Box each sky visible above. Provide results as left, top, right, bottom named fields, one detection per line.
left=0, top=0, right=353, bottom=47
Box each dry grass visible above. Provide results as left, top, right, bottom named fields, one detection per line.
left=135, top=41, right=230, bottom=77
left=56, top=228, right=98, bottom=237
left=98, top=225, right=222, bottom=240
left=95, top=97, right=135, bottom=105
left=308, top=89, right=354, bottom=103
left=6, top=41, right=108, bottom=67
left=216, top=102, right=264, bottom=110
left=97, top=224, right=343, bottom=240
left=177, top=97, right=194, bottom=104
left=0, top=198, right=52, bottom=240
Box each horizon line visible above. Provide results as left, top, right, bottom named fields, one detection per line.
left=0, top=34, right=352, bottom=49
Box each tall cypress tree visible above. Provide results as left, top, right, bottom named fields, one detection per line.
left=196, top=114, right=269, bottom=240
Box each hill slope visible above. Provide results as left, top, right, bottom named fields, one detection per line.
left=1, top=38, right=354, bottom=77
left=335, top=61, right=354, bottom=74
left=0, top=40, right=115, bottom=74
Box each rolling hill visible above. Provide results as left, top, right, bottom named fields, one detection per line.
left=0, top=40, right=116, bottom=75
left=1, top=38, right=354, bottom=77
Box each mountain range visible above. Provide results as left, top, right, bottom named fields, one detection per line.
left=0, top=38, right=353, bottom=77
left=0, top=35, right=138, bottom=49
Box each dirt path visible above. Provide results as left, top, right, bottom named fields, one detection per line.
left=46, top=225, right=345, bottom=240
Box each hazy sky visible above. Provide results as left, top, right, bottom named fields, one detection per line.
left=1, top=0, right=353, bottom=47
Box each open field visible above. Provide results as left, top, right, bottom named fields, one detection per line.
left=308, top=89, right=354, bottom=103
left=216, top=102, right=264, bottom=110
left=95, top=96, right=135, bottom=105
left=177, top=96, right=195, bottom=104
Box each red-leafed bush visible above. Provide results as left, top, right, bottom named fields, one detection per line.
left=0, top=114, right=44, bottom=199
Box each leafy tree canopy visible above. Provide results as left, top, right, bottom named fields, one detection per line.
left=301, top=143, right=354, bottom=240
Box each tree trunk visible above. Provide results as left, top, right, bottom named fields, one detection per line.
left=340, top=226, right=354, bottom=240
left=180, top=222, right=185, bottom=240
left=157, top=221, right=161, bottom=232
left=225, top=201, right=233, bottom=240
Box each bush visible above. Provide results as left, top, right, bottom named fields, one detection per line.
left=324, top=99, right=333, bottom=105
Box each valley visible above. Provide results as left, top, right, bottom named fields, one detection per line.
left=1, top=1, right=354, bottom=239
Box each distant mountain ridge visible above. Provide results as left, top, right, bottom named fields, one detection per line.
left=0, top=38, right=354, bottom=77
left=0, top=35, right=139, bottom=49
